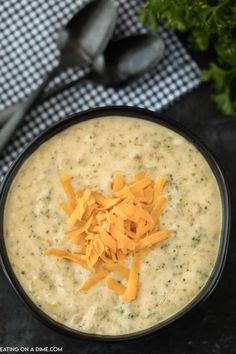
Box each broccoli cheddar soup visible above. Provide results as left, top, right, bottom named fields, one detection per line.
left=4, top=117, right=222, bottom=335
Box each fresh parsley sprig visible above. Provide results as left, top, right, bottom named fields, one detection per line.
left=140, top=0, right=236, bottom=118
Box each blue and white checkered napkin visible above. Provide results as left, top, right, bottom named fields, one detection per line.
left=0, top=0, right=201, bottom=181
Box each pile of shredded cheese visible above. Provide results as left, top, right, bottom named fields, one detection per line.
left=44, top=171, right=169, bottom=302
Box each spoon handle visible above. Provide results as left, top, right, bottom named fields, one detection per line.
left=0, top=104, right=22, bottom=127
left=0, top=67, right=60, bottom=152
left=0, top=73, right=91, bottom=128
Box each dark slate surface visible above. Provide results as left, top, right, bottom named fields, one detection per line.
left=1, top=84, right=236, bottom=352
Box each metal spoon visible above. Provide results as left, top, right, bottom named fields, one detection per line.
left=0, top=34, right=164, bottom=130
left=90, top=33, right=165, bottom=86
left=59, top=0, right=116, bottom=68
left=52, top=33, right=165, bottom=89
left=0, top=0, right=116, bottom=151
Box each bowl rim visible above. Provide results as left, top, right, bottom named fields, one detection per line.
left=0, top=106, right=231, bottom=342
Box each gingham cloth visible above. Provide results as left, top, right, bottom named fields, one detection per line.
left=0, top=0, right=201, bottom=181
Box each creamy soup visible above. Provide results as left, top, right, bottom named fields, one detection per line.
left=4, top=117, right=222, bottom=335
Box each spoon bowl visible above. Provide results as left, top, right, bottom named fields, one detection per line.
left=59, top=0, right=117, bottom=67
left=91, top=33, right=165, bottom=86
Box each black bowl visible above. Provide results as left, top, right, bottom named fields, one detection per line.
left=0, top=106, right=231, bottom=341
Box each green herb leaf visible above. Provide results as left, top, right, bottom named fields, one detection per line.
left=141, top=0, right=236, bottom=118
left=212, top=88, right=236, bottom=117
left=202, top=63, right=230, bottom=91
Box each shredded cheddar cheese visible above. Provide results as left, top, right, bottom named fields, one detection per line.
left=44, top=171, right=169, bottom=302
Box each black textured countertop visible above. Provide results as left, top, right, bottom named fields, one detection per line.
left=1, top=75, right=236, bottom=353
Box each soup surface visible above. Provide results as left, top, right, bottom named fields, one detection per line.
left=4, top=117, right=222, bottom=335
